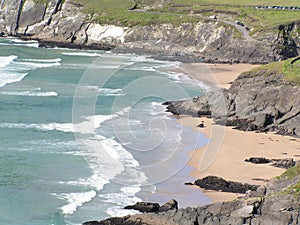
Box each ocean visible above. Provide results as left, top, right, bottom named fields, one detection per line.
left=0, top=37, right=210, bottom=225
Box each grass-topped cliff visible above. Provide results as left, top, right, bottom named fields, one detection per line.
left=250, top=57, right=300, bottom=85
left=76, top=0, right=300, bottom=35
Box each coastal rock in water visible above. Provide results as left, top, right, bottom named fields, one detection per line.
left=124, top=202, right=160, bottom=213
left=194, top=176, right=259, bottom=193
left=158, top=199, right=178, bottom=212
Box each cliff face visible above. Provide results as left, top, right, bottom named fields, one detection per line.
left=0, top=0, right=297, bottom=63
left=164, top=66, right=300, bottom=137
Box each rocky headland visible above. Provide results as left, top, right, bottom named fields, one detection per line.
left=84, top=164, right=300, bottom=225
left=0, top=0, right=299, bottom=63
left=164, top=62, right=300, bottom=137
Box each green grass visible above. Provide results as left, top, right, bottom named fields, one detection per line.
left=283, top=58, right=300, bottom=84
left=77, top=0, right=198, bottom=26
left=270, top=166, right=300, bottom=198
left=247, top=57, right=300, bottom=85
left=73, top=0, right=300, bottom=34
left=277, top=165, right=300, bottom=180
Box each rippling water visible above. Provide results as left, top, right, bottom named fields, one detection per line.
left=0, top=37, right=209, bottom=225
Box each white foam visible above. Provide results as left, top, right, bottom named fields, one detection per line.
left=0, top=122, right=74, bottom=132
left=58, top=173, right=109, bottom=191
left=100, top=185, right=142, bottom=217
left=22, top=58, right=62, bottom=63
left=53, top=190, right=97, bottom=215
left=100, top=88, right=125, bottom=96
left=0, top=90, right=58, bottom=96
left=10, top=38, right=39, bottom=48
left=0, top=55, right=18, bottom=67
left=15, top=61, right=60, bottom=69
left=0, top=72, right=28, bottom=88
left=62, top=52, right=101, bottom=57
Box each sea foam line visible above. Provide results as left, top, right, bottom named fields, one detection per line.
left=62, top=52, right=101, bottom=57
left=0, top=90, right=58, bottom=97
left=0, top=122, right=74, bottom=133
left=52, top=191, right=97, bottom=215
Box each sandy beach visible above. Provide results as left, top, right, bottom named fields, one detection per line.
left=177, top=63, right=300, bottom=202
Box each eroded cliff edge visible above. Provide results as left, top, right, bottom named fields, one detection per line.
left=164, top=60, right=300, bottom=137
left=84, top=165, right=300, bottom=225
left=0, top=0, right=299, bottom=63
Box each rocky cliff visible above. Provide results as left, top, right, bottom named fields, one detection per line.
left=84, top=165, right=300, bottom=225
left=164, top=63, right=300, bottom=137
left=0, top=0, right=298, bottom=63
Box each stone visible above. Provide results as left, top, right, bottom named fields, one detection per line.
left=245, top=157, right=271, bottom=164
left=124, top=202, right=160, bottom=213
left=194, top=176, right=259, bottom=194
left=158, top=199, right=178, bottom=212
left=271, top=158, right=295, bottom=169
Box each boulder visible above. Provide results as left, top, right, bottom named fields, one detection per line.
left=245, top=157, right=271, bottom=164
left=124, top=202, right=160, bottom=213
left=194, top=176, right=259, bottom=193
left=271, top=158, right=295, bottom=169
left=158, top=199, right=178, bottom=212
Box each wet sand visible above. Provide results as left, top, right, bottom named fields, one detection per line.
left=176, top=63, right=300, bottom=202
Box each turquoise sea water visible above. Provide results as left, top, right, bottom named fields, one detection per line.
left=0, top=38, right=210, bottom=225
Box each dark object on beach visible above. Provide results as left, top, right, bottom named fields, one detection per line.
left=124, top=202, right=160, bottom=213
left=271, top=158, right=295, bottom=169
left=158, top=199, right=178, bottom=212
left=184, top=182, right=194, bottom=185
left=245, top=157, right=295, bottom=169
left=194, top=176, right=259, bottom=193
left=197, top=121, right=205, bottom=128
left=245, top=157, right=271, bottom=164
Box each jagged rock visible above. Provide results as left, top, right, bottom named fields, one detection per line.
left=245, top=157, right=271, bottom=164
left=164, top=68, right=300, bottom=137
left=194, top=176, right=259, bottom=194
left=84, top=166, right=300, bottom=225
left=124, top=202, right=160, bottom=213
left=271, top=158, right=295, bottom=169
left=158, top=199, right=178, bottom=212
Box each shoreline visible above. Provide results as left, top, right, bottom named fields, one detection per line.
left=176, top=62, right=300, bottom=202
left=1, top=36, right=267, bottom=64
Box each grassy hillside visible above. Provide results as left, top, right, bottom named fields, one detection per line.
left=251, top=57, right=300, bottom=85
left=76, top=0, right=300, bottom=34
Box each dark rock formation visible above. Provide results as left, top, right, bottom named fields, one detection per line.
left=124, top=199, right=178, bottom=213
left=164, top=68, right=300, bottom=137
left=194, top=176, right=259, bottom=193
left=124, top=202, right=160, bottom=213
left=158, top=199, right=178, bottom=212
left=245, top=157, right=271, bottom=164
left=245, top=157, right=295, bottom=169
left=84, top=166, right=300, bottom=225
left=271, top=158, right=295, bottom=169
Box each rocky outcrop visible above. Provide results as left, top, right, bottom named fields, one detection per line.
left=245, top=157, right=296, bottom=169
left=164, top=67, right=300, bottom=137
left=84, top=166, right=300, bottom=225
left=124, top=199, right=178, bottom=213
left=194, top=176, right=259, bottom=193
left=0, top=0, right=298, bottom=63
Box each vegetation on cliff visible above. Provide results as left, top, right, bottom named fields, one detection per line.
left=250, top=57, right=300, bottom=85
left=75, top=0, right=300, bottom=35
